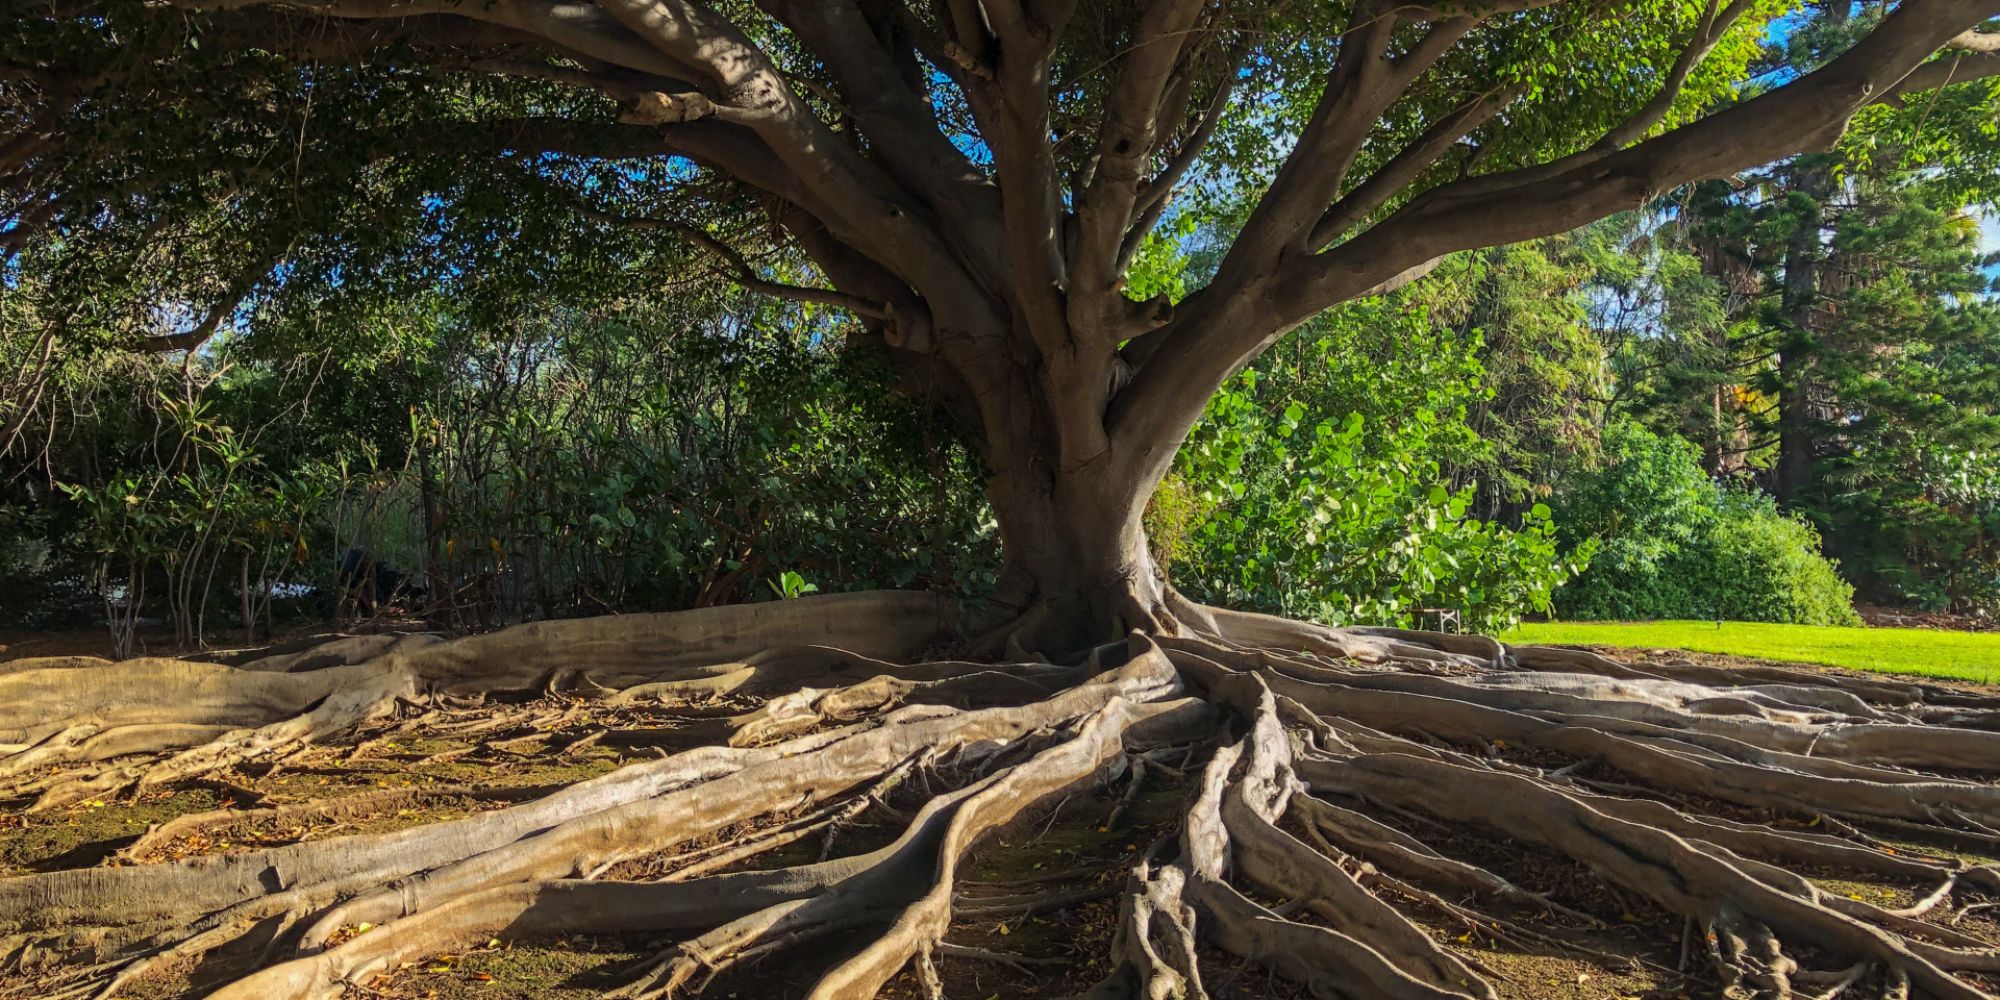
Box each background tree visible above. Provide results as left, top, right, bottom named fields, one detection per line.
left=1587, top=143, right=2000, bottom=611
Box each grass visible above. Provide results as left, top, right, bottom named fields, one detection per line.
left=1500, top=619, right=2000, bottom=685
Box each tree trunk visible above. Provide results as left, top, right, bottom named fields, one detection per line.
left=985, top=465, right=1169, bottom=652
left=963, top=360, right=1188, bottom=654
left=1774, top=347, right=1816, bottom=506
left=1773, top=155, right=1832, bottom=507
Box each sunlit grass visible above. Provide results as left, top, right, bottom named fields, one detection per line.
left=1500, top=619, right=2000, bottom=685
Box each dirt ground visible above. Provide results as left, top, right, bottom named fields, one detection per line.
left=1856, top=604, right=1999, bottom=633
left=1, top=633, right=1994, bottom=999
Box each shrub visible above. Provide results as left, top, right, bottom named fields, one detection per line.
left=1162, top=372, right=1589, bottom=633
left=1554, top=422, right=1860, bottom=625
left=1693, top=492, right=1862, bottom=625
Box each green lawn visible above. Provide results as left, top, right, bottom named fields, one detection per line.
left=1499, top=620, right=2000, bottom=685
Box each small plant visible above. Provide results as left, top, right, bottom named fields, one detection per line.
left=767, top=570, right=819, bottom=600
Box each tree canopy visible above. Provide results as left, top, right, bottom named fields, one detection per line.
left=7, top=0, right=1994, bottom=398
left=11, top=7, right=2000, bottom=1000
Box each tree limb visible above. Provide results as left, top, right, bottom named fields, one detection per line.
left=1947, top=27, right=2000, bottom=52
left=142, top=245, right=288, bottom=354
left=575, top=204, right=889, bottom=319
left=1587, top=0, right=1761, bottom=154
left=753, top=2, right=1006, bottom=288
left=1308, top=85, right=1521, bottom=251
left=1885, top=50, right=2000, bottom=100
left=1119, top=48, right=1243, bottom=274
left=1070, top=0, right=1207, bottom=311
left=1208, top=7, right=1474, bottom=303
left=590, top=0, right=988, bottom=316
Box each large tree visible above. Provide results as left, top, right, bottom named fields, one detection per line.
left=5, top=0, right=1993, bottom=646
left=6, top=2, right=2000, bottom=999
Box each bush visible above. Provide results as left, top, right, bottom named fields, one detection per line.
left=1161, top=371, right=1589, bottom=633
left=1694, top=492, right=1863, bottom=625
left=1555, top=422, right=1860, bottom=625
left=6, top=300, right=998, bottom=636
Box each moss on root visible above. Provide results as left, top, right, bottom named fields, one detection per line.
left=0, top=788, right=222, bottom=874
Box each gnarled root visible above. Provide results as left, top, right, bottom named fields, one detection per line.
left=2, top=592, right=1998, bottom=1000
left=0, top=592, right=957, bottom=808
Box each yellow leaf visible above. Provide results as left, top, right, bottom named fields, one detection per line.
left=997, top=922, right=1010, bottom=936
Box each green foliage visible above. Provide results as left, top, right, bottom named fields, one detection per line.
left=43, top=372, right=336, bottom=651
left=1554, top=423, right=1859, bottom=625
left=767, top=571, right=820, bottom=601
left=1586, top=145, right=2000, bottom=614
left=1700, top=491, right=1864, bottom=627
left=1431, top=238, right=1611, bottom=513
left=1164, top=369, right=1587, bottom=634
left=1822, top=447, right=2000, bottom=614
left=384, top=309, right=991, bottom=619
left=3, top=294, right=995, bottom=637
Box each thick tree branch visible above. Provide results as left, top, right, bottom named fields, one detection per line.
left=1291, top=0, right=2000, bottom=328
left=1886, top=49, right=2000, bottom=99
left=1207, top=8, right=1473, bottom=303
left=576, top=205, right=890, bottom=319
left=1947, top=27, right=2000, bottom=52
left=1587, top=0, right=1759, bottom=154
left=590, top=0, right=989, bottom=318
left=158, top=0, right=986, bottom=315
left=753, top=2, right=1006, bottom=288
left=1118, top=56, right=1241, bottom=274
left=161, top=0, right=707, bottom=83
left=143, top=245, right=287, bottom=354
left=1308, top=85, right=1520, bottom=250
left=969, top=0, right=1075, bottom=359
left=1070, top=0, right=1206, bottom=313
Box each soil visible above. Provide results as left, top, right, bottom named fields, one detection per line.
left=1855, top=604, right=1999, bottom=633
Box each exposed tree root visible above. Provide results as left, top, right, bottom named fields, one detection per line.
left=1, top=591, right=1996, bottom=999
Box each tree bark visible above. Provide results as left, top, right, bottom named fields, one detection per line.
left=986, top=463, right=1168, bottom=652
left=973, top=365, right=1178, bottom=654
